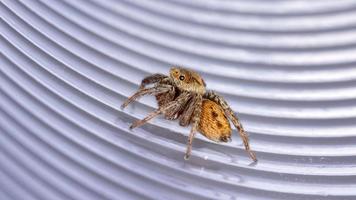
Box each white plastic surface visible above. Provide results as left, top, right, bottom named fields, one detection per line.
left=1, top=0, right=356, bottom=199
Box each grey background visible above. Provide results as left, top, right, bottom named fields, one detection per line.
left=1, top=0, right=356, bottom=199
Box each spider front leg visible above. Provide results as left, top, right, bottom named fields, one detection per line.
left=130, top=92, right=191, bottom=129
left=184, top=95, right=203, bottom=160
left=139, top=74, right=169, bottom=89
left=204, top=91, right=257, bottom=162
left=121, top=85, right=173, bottom=109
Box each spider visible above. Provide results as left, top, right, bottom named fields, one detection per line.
left=121, top=67, right=257, bottom=162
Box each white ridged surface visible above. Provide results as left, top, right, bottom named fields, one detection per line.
left=1, top=0, right=356, bottom=199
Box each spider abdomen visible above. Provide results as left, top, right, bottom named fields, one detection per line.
left=198, top=100, right=232, bottom=142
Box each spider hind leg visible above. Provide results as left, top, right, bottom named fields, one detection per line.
left=204, top=91, right=257, bottom=162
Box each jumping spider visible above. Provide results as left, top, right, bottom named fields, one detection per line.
left=121, top=67, right=257, bottom=162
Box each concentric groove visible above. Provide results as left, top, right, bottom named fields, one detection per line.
left=35, top=0, right=356, bottom=103
left=25, top=0, right=356, bottom=79
left=49, top=0, right=356, bottom=69
left=4, top=0, right=353, bottom=132
left=124, top=0, right=356, bottom=32
left=3, top=0, right=352, bottom=127
left=164, top=0, right=356, bottom=16
left=0, top=51, right=211, bottom=200
left=1, top=0, right=356, bottom=199
left=2, top=12, right=356, bottom=162
left=78, top=0, right=356, bottom=83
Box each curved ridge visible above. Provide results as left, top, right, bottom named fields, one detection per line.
left=1, top=0, right=356, bottom=199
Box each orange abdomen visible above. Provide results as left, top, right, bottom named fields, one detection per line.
left=198, top=100, right=232, bottom=142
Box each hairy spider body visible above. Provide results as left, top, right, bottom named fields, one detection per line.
left=121, top=67, right=257, bottom=162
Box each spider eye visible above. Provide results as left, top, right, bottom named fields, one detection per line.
left=179, top=75, right=185, bottom=81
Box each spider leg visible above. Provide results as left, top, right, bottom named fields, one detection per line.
left=130, top=92, right=191, bottom=129
left=156, top=86, right=177, bottom=111
left=179, top=95, right=198, bottom=127
left=184, top=95, right=203, bottom=160
left=121, top=85, right=173, bottom=109
left=204, top=91, right=257, bottom=162
left=139, top=74, right=169, bottom=89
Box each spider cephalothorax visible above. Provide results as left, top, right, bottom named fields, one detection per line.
left=121, top=67, right=257, bottom=162
left=170, top=67, right=206, bottom=94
